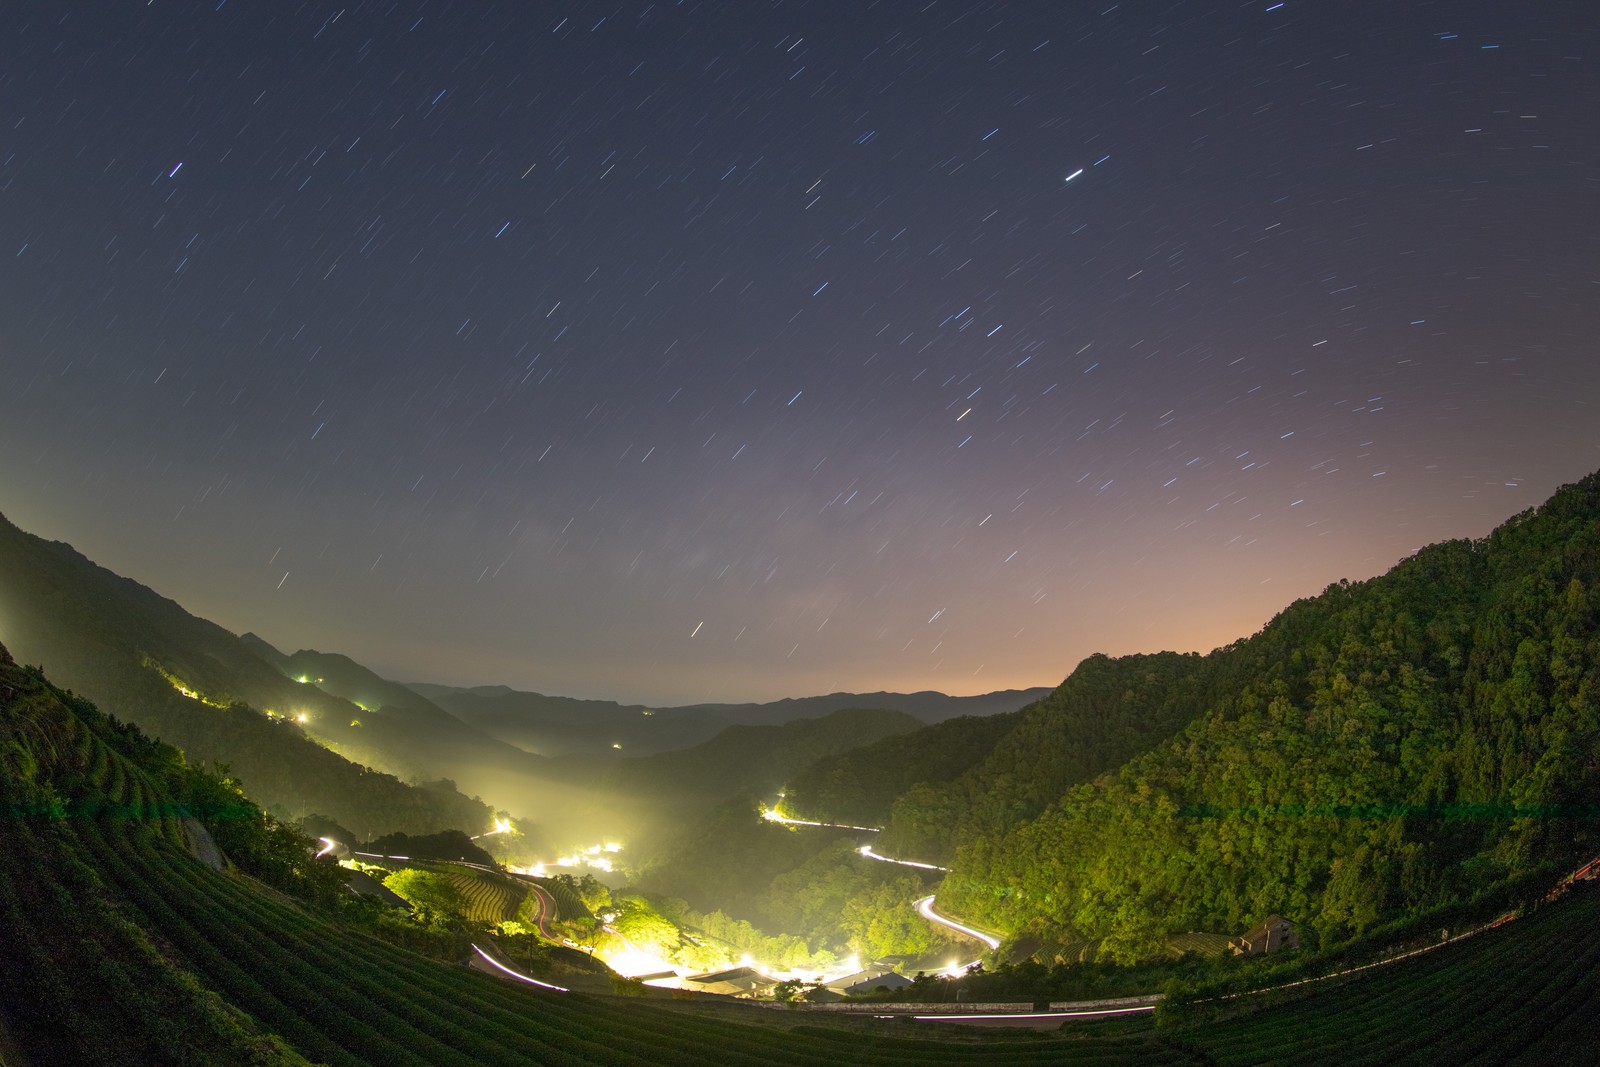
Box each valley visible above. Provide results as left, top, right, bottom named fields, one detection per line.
left=4, top=473, right=1600, bottom=1062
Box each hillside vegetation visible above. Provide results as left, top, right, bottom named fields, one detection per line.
left=931, top=472, right=1600, bottom=959
left=778, top=711, right=1025, bottom=829
left=0, top=513, right=496, bottom=838
left=780, top=650, right=1230, bottom=863
left=643, top=474, right=1600, bottom=970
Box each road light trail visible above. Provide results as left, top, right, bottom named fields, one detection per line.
left=757, top=803, right=1000, bottom=955
left=469, top=944, right=568, bottom=991
left=497, top=867, right=561, bottom=941
left=913, top=1003, right=1157, bottom=1022
left=916, top=895, right=1001, bottom=950
left=859, top=844, right=948, bottom=871
left=761, top=808, right=881, bottom=832
left=523, top=880, right=561, bottom=941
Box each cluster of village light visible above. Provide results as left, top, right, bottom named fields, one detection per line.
left=507, top=813, right=986, bottom=990
left=504, top=840, right=622, bottom=880
left=596, top=941, right=973, bottom=990
left=595, top=937, right=880, bottom=990
left=363, top=812, right=984, bottom=993
left=556, top=842, right=622, bottom=873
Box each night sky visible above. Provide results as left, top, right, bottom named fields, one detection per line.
left=2, top=1, right=1596, bottom=705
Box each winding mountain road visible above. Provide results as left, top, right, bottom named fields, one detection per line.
left=520, top=878, right=562, bottom=941
left=914, top=894, right=1001, bottom=951
left=762, top=803, right=998, bottom=955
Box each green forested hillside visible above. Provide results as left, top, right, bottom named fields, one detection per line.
left=0, top=512, right=497, bottom=837
left=778, top=711, right=1025, bottom=829
left=938, top=472, right=1600, bottom=959
left=704, top=649, right=1264, bottom=956
left=878, top=651, right=1229, bottom=863
left=651, top=474, right=1600, bottom=969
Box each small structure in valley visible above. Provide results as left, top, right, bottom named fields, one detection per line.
left=684, top=966, right=777, bottom=997
left=826, top=967, right=916, bottom=996
left=1230, top=915, right=1299, bottom=955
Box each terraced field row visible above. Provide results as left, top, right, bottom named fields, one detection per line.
left=14, top=688, right=178, bottom=836
left=1164, top=932, right=1232, bottom=957
left=1180, top=887, right=1600, bottom=1066
left=71, top=815, right=1198, bottom=1066
left=446, top=868, right=528, bottom=923
left=0, top=789, right=293, bottom=1064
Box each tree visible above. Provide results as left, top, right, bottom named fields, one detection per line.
left=383, top=868, right=466, bottom=926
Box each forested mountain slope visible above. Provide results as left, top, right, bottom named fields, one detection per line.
left=247, top=637, right=458, bottom=723
left=0, top=513, right=491, bottom=837
left=938, top=472, right=1600, bottom=960
left=777, top=710, right=1026, bottom=829
left=644, top=653, right=1238, bottom=952
left=779, top=651, right=1233, bottom=863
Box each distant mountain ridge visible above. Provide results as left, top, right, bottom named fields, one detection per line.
left=0, top=508, right=1016, bottom=849
left=406, top=680, right=1051, bottom=757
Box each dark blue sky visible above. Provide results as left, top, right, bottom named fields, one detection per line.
left=3, top=0, right=1596, bottom=703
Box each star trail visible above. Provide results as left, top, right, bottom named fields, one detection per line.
left=1, top=1, right=1595, bottom=704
